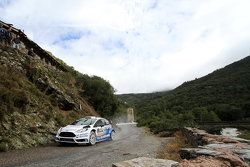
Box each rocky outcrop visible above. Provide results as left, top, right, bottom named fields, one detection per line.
left=0, top=19, right=119, bottom=152
left=34, top=77, right=76, bottom=111
left=0, top=20, right=67, bottom=72
left=180, top=156, right=233, bottom=167
left=112, top=157, right=178, bottom=167
left=0, top=45, right=96, bottom=151
left=179, top=128, right=250, bottom=167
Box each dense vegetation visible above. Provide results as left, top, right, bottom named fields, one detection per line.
left=49, top=51, right=122, bottom=118
left=119, top=56, right=250, bottom=133
left=69, top=69, right=121, bottom=118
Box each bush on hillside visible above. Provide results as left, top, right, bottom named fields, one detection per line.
left=73, top=71, right=120, bottom=118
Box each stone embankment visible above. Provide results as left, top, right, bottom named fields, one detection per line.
left=113, top=128, right=249, bottom=167
left=179, top=127, right=250, bottom=167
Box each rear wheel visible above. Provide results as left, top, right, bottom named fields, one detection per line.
left=89, top=131, right=96, bottom=145
left=110, top=130, right=116, bottom=140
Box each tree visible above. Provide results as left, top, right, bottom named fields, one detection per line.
left=76, top=74, right=119, bottom=117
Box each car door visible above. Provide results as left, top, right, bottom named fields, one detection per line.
left=102, top=119, right=112, bottom=138
left=94, top=119, right=105, bottom=140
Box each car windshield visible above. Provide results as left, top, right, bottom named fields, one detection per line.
left=70, top=117, right=96, bottom=126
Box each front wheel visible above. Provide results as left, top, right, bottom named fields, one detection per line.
left=89, top=131, right=96, bottom=145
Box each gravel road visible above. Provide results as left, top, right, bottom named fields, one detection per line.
left=0, top=125, right=167, bottom=167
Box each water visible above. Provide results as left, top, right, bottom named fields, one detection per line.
left=221, top=128, right=241, bottom=137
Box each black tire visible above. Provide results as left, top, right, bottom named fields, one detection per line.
left=89, top=131, right=96, bottom=145
left=110, top=130, right=115, bottom=140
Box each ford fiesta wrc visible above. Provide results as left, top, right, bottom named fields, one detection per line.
left=55, top=116, right=115, bottom=145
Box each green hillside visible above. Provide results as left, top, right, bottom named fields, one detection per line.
left=118, top=56, right=250, bottom=133
left=118, top=91, right=168, bottom=107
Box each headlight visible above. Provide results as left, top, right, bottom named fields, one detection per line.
left=76, top=128, right=88, bottom=133
left=57, top=127, right=62, bottom=135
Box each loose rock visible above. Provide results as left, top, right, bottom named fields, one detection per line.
left=179, top=128, right=250, bottom=166
left=112, top=157, right=178, bottom=167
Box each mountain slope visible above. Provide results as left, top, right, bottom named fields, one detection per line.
left=0, top=21, right=120, bottom=151
left=119, top=56, right=250, bottom=132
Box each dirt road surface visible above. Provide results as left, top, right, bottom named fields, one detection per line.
left=0, top=125, right=167, bottom=167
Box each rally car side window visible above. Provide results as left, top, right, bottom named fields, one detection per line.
left=104, top=119, right=109, bottom=125
left=101, top=119, right=107, bottom=126
left=94, top=120, right=105, bottom=127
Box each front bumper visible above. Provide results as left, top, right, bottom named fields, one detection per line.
left=55, top=132, right=90, bottom=144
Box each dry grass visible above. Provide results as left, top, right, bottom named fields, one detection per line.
left=157, top=131, right=187, bottom=162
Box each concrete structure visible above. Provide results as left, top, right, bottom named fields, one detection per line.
left=127, top=108, right=134, bottom=123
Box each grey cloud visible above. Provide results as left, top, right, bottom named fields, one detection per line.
left=1, top=0, right=250, bottom=94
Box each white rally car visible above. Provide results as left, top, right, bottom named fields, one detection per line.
left=55, top=116, right=115, bottom=145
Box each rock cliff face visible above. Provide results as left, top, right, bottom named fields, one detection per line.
left=0, top=43, right=97, bottom=151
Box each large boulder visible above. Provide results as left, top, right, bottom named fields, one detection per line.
left=179, top=128, right=250, bottom=166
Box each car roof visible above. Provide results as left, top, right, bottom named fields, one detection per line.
left=85, top=116, right=105, bottom=120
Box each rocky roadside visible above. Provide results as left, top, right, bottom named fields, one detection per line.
left=0, top=45, right=95, bottom=151
left=179, top=127, right=250, bottom=167
left=113, top=127, right=250, bottom=167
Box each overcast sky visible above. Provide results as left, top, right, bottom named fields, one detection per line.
left=1, top=0, right=250, bottom=94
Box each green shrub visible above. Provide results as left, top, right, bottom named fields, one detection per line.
left=29, top=126, right=38, bottom=133
left=55, top=113, right=67, bottom=126
left=0, top=142, right=8, bottom=152
left=239, top=130, right=250, bottom=140
left=0, top=88, right=29, bottom=115
left=146, top=112, right=196, bottom=133
left=0, top=105, right=7, bottom=121
left=13, top=91, right=30, bottom=108
left=43, top=110, right=53, bottom=121
left=26, top=67, right=44, bottom=82
left=69, top=111, right=79, bottom=119
left=76, top=74, right=120, bottom=117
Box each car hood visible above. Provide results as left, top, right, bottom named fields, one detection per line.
left=61, top=125, right=91, bottom=132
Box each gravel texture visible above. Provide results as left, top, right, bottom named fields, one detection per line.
left=0, top=125, right=166, bottom=167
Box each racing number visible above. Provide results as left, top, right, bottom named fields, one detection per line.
left=94, top=119, right=111, bottom=139
left=95, top=120, right=105, bottom=137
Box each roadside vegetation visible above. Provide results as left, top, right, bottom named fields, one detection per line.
left=119, top=56, right=250, bottom=133
left=69, top=68, right=122, bottom=118
left=157, top=131, right=187, bottom=161
left=239, top=130, right=250, bottom=140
